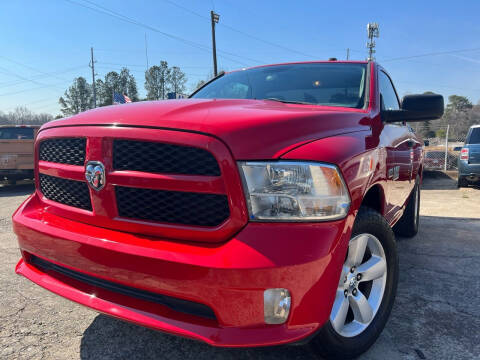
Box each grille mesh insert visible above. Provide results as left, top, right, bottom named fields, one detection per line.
left=39, top=138, right=86, bottom=166
left=113, top=140, right=220, bottom=176
left=115, top=186, right=229, bottom=227
left=40, top=174, right=91, bottom=210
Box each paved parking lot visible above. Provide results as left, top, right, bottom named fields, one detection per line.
left=1, top=173, right=479, bottom=360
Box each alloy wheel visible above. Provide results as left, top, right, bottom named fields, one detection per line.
left=330, top=233, right=387, bottom=337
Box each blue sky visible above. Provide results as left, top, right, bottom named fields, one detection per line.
left=0, top=0, right=479, bottom=115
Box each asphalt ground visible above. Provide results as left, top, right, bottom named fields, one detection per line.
left=1, top=173, right=479, bottom=359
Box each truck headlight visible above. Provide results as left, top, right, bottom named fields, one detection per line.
left=238, top=161, right=350, bottom=221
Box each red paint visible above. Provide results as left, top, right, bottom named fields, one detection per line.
left=13, top=61, right=423, bottom=347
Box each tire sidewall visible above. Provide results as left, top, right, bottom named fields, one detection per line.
left=313, top=208, right=399, bottom=359
left=413, top=180, right=420, bottom=233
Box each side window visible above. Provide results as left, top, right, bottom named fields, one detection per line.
left=379, top=71, right=400, bottom=111
left=467, top=128, right=480, bottom=144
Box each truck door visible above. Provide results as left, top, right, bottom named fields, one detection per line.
left=378, top=71, right=413, bottom=218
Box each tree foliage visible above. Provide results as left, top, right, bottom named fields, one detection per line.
left=445, top=95, right=473, bottom=114
left=0, top=106, right=53, bottom=125
left=59, top=77, right=93, bottom=116
left=437, top=95, right=480, bottom=139
left=96, top=68, right=139, bottom=106
left=145, top=61, right=171, bottom=100
left=170, top=66, right=187, bottom=95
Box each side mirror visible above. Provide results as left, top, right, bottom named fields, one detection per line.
left=382, top=94, right=444, bottom=123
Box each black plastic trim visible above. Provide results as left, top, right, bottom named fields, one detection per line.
left=30, top=255, right=216, bottom=320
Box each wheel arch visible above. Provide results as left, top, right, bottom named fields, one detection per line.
left=360, top=183, right=386, bottom=216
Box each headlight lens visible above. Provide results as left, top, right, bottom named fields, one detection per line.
left=238, top=161, right=350, bottom=221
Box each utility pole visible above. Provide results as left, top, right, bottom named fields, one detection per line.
left=89, top=47, right=97, bottom=108
left=144, top=33, right=149, bottom=71
left=366, top=23, right=379, bottom=61
left=210, top=10, right=220, bottom=76
left=346, top=48, right=350, bottom=60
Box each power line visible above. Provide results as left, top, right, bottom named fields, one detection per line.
left=97, top=62, right=148, bottom=68
left=64, top=0, right=263, bottom=65
left=161, top=0, right=320, bottom=59
left=395, top=80, right=480, bottom=93
left=97, top=61, right=210, bottom=69
left=0, top=65, right=47, bottom=87
left=0, top=56, right=83, bottom=84
left=0, top=65, right=86, bottom=89
left=94, top=65, right=206, bottom=77
left=382, top=47, right=480, bottom=62
left=0, top=80, right=69, bottom=97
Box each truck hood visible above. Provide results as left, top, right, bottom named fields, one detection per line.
left=43, top=99, right=371, bottom=159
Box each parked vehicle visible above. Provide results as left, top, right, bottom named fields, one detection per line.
left=458, top=125, right=480, bottom=187
left=13, top=61, right=443, bottom=359
left=0, top=125, right=39, bottom=184
left=424, top=150, right=445, bottom=170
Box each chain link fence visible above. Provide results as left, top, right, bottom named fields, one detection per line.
left=413, top=124, right=466, bottom=171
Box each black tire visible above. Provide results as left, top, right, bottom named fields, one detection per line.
left=311, top=207, right=399, bottom=360
left=457, top=176, right=468, bottom=188
left=393, top=177, right=420, bottom=238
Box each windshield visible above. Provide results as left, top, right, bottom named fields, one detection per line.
left=467, top=128, right=480, bottom=144
left=0, top=127, right=34, bottom=139
left=191, top=63, right=367, bottom=108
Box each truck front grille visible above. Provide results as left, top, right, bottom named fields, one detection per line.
left=35, top=127, right=245, bottom=242
left=115, top=186, right=229, bottom=227
left=113, top=139, right=220, bottom=176
left=39, top=138, right=86, bottom=166
left=39, top=174, right=92, bottom=210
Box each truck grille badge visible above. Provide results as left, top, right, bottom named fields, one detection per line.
left=85, top=161, right=105, bottom=191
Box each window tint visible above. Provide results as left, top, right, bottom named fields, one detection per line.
left=0, top=127, right=34, bottom=139
left=468, top=128, right=480, bottom=144
left=192, top=63, right=367, bottom=108
left=379, top=71, right=399, bottom=111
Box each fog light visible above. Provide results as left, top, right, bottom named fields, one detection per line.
left=264, top=288, right=291, bottom=324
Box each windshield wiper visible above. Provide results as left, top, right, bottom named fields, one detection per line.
left=264, top=98, right=314, bottom=105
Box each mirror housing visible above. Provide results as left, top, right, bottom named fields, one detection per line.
left=382, top=94, right=444, bottom=123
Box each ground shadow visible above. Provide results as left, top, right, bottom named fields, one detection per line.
left=79, top=315, right=317, bottom=360
left=0, top=182, right=35, bottom=197
left=422, top=171, right=480, bottom=190
left=421, top=170, right=457, bottom=190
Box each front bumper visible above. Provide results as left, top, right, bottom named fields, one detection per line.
left=13, top=193, right=354, bottom=347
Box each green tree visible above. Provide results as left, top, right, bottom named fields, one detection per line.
left=442, top=95, right=475, bottom=139
left=170, top=66, right=187, bottom=95
left=59, top=77, right=93, bottom=115
left=446, top=95, right=473, bottom=114
left=95, top=68, right=138, bottom=106
left=145, top=61, right=171, bottom=100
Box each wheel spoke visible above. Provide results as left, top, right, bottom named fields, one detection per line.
left=330, top=291, right=350, bottom=332
left=338, top=265, right=350, bottom=287
left=349, top=290, right=373, bottom=324
left=357, top=255, right=386, bottom=282
left=347, top=234, right=369, bottom=266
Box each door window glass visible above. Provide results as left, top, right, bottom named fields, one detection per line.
left=379, top=71, right=400, bottom=111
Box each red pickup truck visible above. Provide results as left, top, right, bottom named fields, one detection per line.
left=13, top=61, right=443, bottom=359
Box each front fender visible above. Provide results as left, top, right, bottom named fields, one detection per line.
left=280, top=131, right=387, bottom=219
